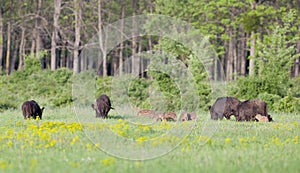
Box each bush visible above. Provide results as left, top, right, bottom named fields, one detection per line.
left=290, top=76, right=300, bottom=98
left=0, top=67, right=74, bottom=111
left=128, top=78, right=150, bottom=108
left=257, top=92, right=281, bottom=111
left=273, top=92, right=300, bottom=113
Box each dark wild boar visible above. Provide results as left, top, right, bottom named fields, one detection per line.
left=91, top=94, right=114, bottom=119
left=209, top=97, right=241, bottom=120
left=236, top=99, right=271, bottom=121
left=22, top=100, right=44, bottom=119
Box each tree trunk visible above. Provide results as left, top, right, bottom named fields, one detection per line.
left=148, top=0, right=153, bottom=52
left=295, top=58, right=299, bottom=77
left=73, top=0, right=81, bottom=74
left=226, top=29, right=234, bottom=81
left=51, top=0, right=61, bottom=70
left=249, top=31, right=255, bottom=76
left=138, top=39, right=143, bottom=77
left=232, top=31, right=238, bottom=80
left=10, top=36, right=19, bottom=73
left=132, top=0, right=139, bottom=76
left=5, top=22, right=11, bottom=75
left=60, top=48, right=66, bottom=68
left=0, top=8, right=3, bottom=72
left=119, top=0, right=125, bottom=76
left=35, top=0, right=42, bottom=59
left=294, top=26, right=300, bottom=77
left=97, top=0, right=107, bottom=76
left=240, top=32, right=247, bottom=76
left=18, top=26, right=26, bottom=70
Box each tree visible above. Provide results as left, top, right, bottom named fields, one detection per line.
left=255, top=10, right=300, bottom=95
left=73, top=0, right=82, bottom=74
left=131, top=0, right=139, bottom=76
left=51, top=0, right=62, bottom=71
left=0, top=7, right=3, bottom=72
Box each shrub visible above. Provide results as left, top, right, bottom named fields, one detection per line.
left=257, top=92, right=281, bottom=111
left=273, top=92, right=300, bottom=113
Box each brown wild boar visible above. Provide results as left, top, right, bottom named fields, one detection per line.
left=22, top=100, right=44, bottom=119
left=162, top=112, right=177, bottom=121
left=180, top=111, right=197, bottom=121
left=137, top=109, right=155, bottom=117
left=91, top=94, right=114, bottom=118
left=236, top=99, right=270, bottom=121
left=152, top=111, right=164, bottom=121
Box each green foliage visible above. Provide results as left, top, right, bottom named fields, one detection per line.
left=273, top=92, right=300, bottom=113
left=95, top=76, right=113, bottom=98
left=257, top=92, right=281, bottom=111
left=128, top=78, right=150, bottom=108
left=290, top=76, right=300, bottom=98
left=151, top=38, right=211, bottom=111
left=0, top=67, right=73, bottom=111
left=24, top=50, right=48, bottom=74
left=231, top=10, right=300, bottom=113
left=149, top=71, right=181, bottom=111
left=228, top=76, right=262, bottom=99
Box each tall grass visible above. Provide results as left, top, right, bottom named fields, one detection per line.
left=0, top=108, right=299, bottom=173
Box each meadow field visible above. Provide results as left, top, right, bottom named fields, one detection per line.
left=0, top=107, right=299, bottom=173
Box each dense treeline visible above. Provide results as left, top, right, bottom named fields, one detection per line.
left=0, top=0, right=299, bottom=79
left=0, top=0, right=300, bottom=113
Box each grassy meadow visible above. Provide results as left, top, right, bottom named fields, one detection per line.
left=0, top=107, right=299, bottom=173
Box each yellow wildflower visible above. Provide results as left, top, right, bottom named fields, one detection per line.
left=225, top=138, right=230, bottom=143
left=101, top=157, right=116, bottom=166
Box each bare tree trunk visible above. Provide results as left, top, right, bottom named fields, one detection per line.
left=232, top=31, right=238, bottom=80
left=132, top=0, right=139, bottom=76
left=10, top=36, right=19, bottom=73
left=119, top=0, right=125, bottom=76
left=249, top=31, right=255, bottom=76
left=148, top=0, right=153, bottom=52
left=138, top=40, right=143, bottom=77
left=35, top=0, right=42, bottom=59
left=5, top=22, right=11, bottom=75
left=226, top=29, right=234, bottom=81
left=0, top=8, right=3, bottom=72
left=73, top=0, right=81, bottom=74
left=240, top=32, right=247, bottom=76
left=248, top=2, right=256, bottom=76
left=30, top=35, right=35, bottom=56
left=97, top=0, right=107, bottom=76
left=18, top=27, right=26, bottom=70
left=67, top=52, right=72, bottom=69
left=294, top=26, right=300, bottom=77
left=295, top=58, right=299, bottom=77
left=51, top=0, right=61, bottom=70
left=60, top=48, right=66, bottom=68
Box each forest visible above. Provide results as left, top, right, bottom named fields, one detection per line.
left=0, top=1, right=300, bottom=172
left=0, top=0, right=299, bottom=78
left=0, top=0, right=300, bottom=113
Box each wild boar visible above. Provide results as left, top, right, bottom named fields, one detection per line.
left=22, top=100, right=44, bottom=119
left=209, top=97, right=241, bottom=120
left=91, top=94, right=114, bottom=118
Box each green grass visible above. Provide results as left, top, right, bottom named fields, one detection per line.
left=0, top=107, right=299, bottom=173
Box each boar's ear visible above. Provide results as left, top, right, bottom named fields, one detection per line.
left=41, top=107, right=45, bottom=112
left=91, top=104, right=95, bottom=110
left=208, top=106, right=211, bottom=110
